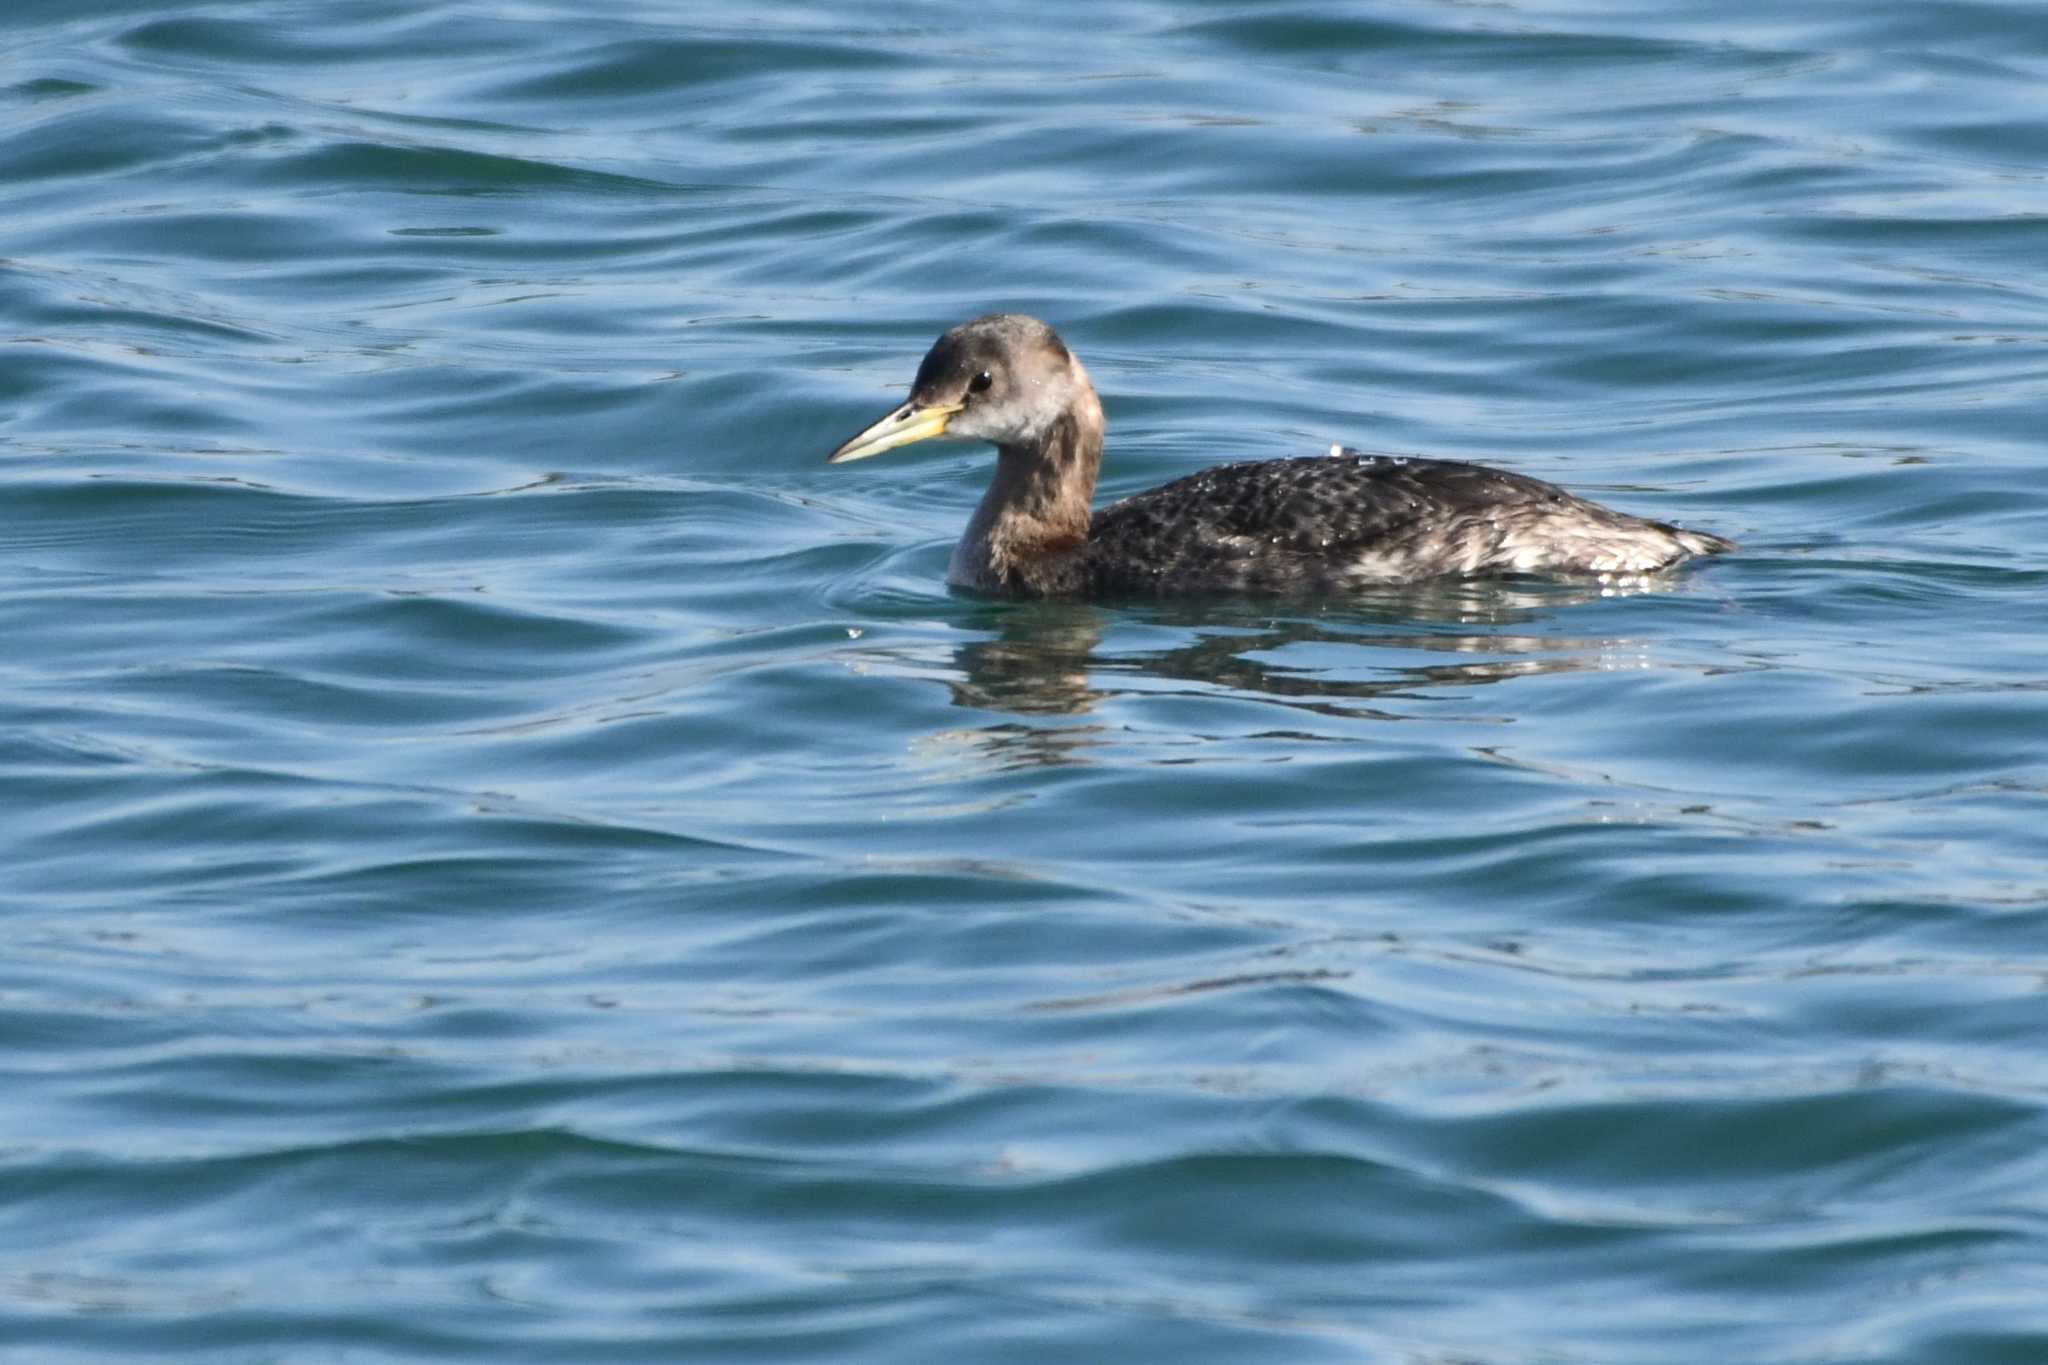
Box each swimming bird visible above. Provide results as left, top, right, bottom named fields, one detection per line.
left=828, top=314, right=1734, bottom=597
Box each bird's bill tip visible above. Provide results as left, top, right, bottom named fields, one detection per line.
left=827, top=400, right=965, bottom=464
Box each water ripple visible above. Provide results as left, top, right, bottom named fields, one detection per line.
left=5, top=2, right=2048, bottom=1361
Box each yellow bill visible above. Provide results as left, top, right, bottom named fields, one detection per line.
left=827, top=400, right=966, bottom=464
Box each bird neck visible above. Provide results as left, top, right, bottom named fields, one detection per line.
left=950, top=385, right=1104, bottom=594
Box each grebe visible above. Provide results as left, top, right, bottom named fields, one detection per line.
left=828, top=314, right=1733, bottom=598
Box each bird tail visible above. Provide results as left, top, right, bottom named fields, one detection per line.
left=1662, top=523, right=1737, bottom=557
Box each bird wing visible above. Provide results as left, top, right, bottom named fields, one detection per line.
left=1087, top=454, right=1577, bottom=581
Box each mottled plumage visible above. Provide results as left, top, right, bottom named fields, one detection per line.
left=828, top=314, right=1733, bottom=599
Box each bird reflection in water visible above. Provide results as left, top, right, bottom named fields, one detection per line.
left=916, top=576, right=1680, bottom=770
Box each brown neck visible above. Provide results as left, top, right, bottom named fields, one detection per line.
left=949, top=387, right=1105, bottom=593
left=992, top=403, right=1102, bottom=540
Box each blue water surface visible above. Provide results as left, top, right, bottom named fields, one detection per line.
left=4, top=2, right=2048, bottom=1361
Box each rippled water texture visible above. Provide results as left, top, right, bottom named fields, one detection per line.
left=5, top=2, right=2048, bottom=1360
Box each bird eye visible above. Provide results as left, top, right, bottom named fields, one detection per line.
left=968, top=370, right=993, bottom=394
